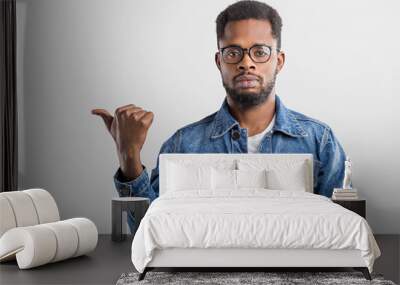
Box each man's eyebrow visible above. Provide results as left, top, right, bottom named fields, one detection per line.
left=220, top=44, right=241, bottom=49
left=221, top=42, right=271, bottom=48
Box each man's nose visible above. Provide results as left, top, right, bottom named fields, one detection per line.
left=237, top=52, right=256, bottom=71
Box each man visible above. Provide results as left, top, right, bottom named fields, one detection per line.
left=92, top=1, right=347, bottom=232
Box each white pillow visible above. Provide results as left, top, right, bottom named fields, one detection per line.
left=266, top=166, right=307, bottom=191
left=167, top=162, right=212, bottom=191
left=211, top=168, right=268, bottom=190
left=236, top=169, right=268, bottom=188
left=237, top=159, right=308, bottom=191
left=211, top=168, right=237, bottom=190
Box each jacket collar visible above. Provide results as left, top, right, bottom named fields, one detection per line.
left=210, top=95, right=308, bottom=139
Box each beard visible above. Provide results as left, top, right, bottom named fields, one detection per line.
left=223, top=70, right=277, bottom=110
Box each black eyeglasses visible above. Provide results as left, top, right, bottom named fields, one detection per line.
left=219, top=44, right=279, bottom=64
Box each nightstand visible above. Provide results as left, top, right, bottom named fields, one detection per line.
left=112, top=197, right=150, bottom=242
left=332, top=199, right=366, bottom=218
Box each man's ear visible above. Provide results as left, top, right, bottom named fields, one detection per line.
left=276, top=51, right=285, bottom=74
left=215, top=52, right=221, bottom=71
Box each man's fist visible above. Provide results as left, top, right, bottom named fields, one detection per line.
left=91, top=104, right=153, bottom=152
left=91, top=104, right=154, bottom=180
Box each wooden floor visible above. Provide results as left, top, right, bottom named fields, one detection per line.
left=374, top=235, right=400, bottom=284
left=0, top=234, right=398, bottom=285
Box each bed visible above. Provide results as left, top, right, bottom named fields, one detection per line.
left=130, top=153, right=381, bottom=281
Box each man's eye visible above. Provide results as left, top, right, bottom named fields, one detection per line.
left=254, top=50, right=268, bottom=57
left=226, top=50, right=240, bottom=57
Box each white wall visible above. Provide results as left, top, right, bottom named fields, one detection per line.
left=17, top=0, right=400, bottom=234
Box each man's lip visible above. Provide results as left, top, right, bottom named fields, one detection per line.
left=235, top=75, right=259, bottom=82
left=235, top=79, right=258, bottom=88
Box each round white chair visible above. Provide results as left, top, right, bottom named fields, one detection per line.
left=0, top=189, right=98, bottom=269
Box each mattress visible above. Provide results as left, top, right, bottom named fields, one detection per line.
left=131, top=189, right=381, bottom=273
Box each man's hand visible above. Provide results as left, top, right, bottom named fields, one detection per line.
left=91, top=104, right=154, bottom=180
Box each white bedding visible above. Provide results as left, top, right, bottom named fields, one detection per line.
left=131, top=190, right=381, bottom=273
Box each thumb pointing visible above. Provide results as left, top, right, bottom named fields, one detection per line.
left=91, top=108, right=113, bottom=132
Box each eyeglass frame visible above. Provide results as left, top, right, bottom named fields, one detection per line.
left=218, top=44, right=280, bottom=64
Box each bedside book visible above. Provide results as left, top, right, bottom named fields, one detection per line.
left=333, top=188, right=358, bottom=193
left=332, top=188, right=359, bottom=200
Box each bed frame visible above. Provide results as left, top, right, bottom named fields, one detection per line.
left=137, top=154, right=372, bottom=281
left=139, top=248, right=371, bottom=280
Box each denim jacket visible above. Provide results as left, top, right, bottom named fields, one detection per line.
left=114, top=95, right=347, bottom=231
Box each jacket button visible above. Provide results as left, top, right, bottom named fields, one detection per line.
left=231, top=130, right=241, bottom=140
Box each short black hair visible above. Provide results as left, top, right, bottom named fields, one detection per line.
left=215, top=0, right=282, bottom=49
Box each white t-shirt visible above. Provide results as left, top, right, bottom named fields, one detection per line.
left=247, top=115, right=276, bottom=153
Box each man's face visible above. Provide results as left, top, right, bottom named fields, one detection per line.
left=215, top=19, right=285, bottom=110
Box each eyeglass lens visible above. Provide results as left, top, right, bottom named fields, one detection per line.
left=222, top=45, right=272, bottom=63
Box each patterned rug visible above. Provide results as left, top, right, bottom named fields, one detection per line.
left=116, top=271, right=397, bottom=285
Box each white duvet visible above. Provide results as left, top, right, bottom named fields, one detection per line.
left=131, top=189, right=381, bottom=273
